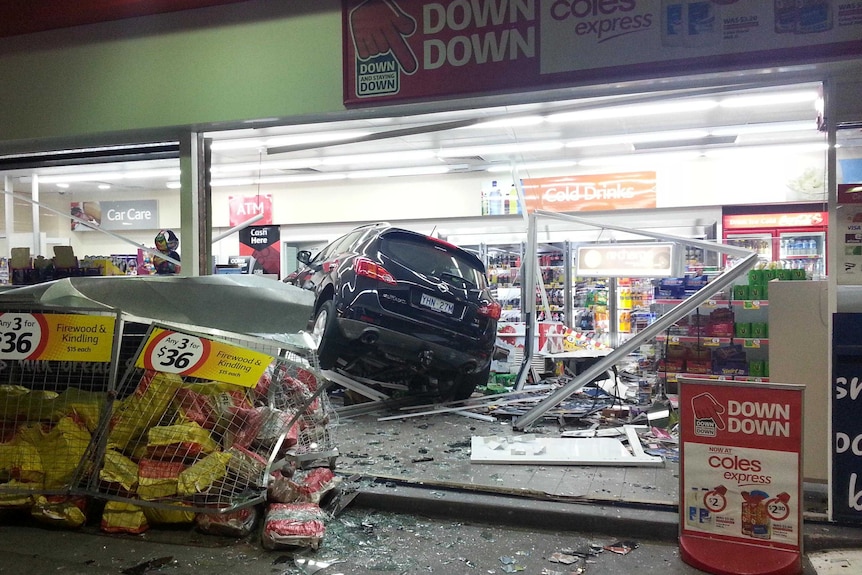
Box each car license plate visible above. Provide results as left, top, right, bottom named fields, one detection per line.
left=420, top=293, right=454, bottom=314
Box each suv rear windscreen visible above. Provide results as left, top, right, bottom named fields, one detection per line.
left=381, top=235, right=487, bottom=290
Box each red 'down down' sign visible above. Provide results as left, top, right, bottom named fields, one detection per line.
left=678, top=378, right=804, bottom=575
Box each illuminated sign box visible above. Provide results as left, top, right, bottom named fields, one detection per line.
left=576, top=243, right=675, bottom=278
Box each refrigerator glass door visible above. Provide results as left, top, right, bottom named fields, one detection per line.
left=725, top=233, right=773, bottom=266
left=779, top=232, right=826, bottom=278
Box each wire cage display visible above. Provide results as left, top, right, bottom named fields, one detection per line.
left=75, top=323, right=337, bottom=515
left=0, top=304, right=122, bottom=508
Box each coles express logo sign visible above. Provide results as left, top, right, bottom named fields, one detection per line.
left=548, top=0, right=654, bottom=42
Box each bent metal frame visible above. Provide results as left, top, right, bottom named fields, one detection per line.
left=513, top=209, right=760, bottom=431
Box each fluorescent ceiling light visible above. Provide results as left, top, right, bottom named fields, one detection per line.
left=166, top=182, right=181, bottom=189
left=702, top=142, right=828, bottom=158
left=56, top=183, right=69, bottom=189
left=437, top=141, right=563, bottom=158
left=210, top=130, right=372, bottom=151
left=470, top=116, right=544, bottom=129
left=255, top=173, right=349, bottom=184
left=39, top=167, right=181, bottom=184
left=212, top=158, right=323, bottom=173
left=718, top=90, right=819, bottom=108
left=578, top=151, right=702, bottom=166
left=546, top=99, right=718, bottom=123
left=486, top=160, right=577, bottom=172
left=208, top=177, right=256, bottom=187
left=709, top=121, right=816, bottom=136
left=265, top=131, right=371, bottom=148
left=175, top=172, right=350, bottom=188
left=348, top=165, right=452, bottom=179
left=98, top=184, right=111, bottom=190
left=320, top=150, right=437, bottom=166
left=566, top=129, right=710, bottom=148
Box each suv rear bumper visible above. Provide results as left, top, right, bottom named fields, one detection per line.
left=334, top=317, right=491, bottom=375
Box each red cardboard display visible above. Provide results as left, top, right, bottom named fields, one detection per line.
left=678, top=378, right=804, bottom=575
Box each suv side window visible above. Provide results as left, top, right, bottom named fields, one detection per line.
left=333, top=230, right=365, bottom=254
left=310, top=235, right=347, bottom=264
left=310, top=229, right=367, bottom=265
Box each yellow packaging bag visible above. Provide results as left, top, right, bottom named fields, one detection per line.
left=177, top=451, right=232, bottom=496
left=0, top=481, right=37, bottom=507
left=52, top=387, right=106, bottom=432
left=30, top=495, right=87, bottom=528
left=0, top=385, right=30, bottom=419
left=0, top=385, right=60, bottom=421
left=100, top=449, right=139, bottom=493
left=19, top=416, right=91, bottom=489
left=145, top=421, right=219, bottom=461
left=136, top=459, right=185, bottom=500
left=100, top=501, right=149, bottom=534
left=0, top=436, right=44, bottom=485
left=143, top=505, right=195, bottom=524
left=108, top=371, right=183, bottom=451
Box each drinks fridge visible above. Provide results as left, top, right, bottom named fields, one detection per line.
left=722, top=204, right=827, bottom=278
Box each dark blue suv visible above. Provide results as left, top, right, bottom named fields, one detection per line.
left=284, top=223, right=500, bottom=400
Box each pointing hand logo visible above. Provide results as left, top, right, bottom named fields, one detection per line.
left=350, top=0, right=418, bottom=74
left=691, top=392, right=725, bottom=431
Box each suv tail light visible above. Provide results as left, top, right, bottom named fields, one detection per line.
left=478, top=301, right=502, bottom=320
left=354, top=257, right=397, bottom=285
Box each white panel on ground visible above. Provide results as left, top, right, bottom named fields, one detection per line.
left=470, top=434, right=664, bottom=467
left=809, top=550, right=862, bottom=575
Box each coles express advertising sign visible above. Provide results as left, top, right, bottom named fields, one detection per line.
left=679, top=378, right=803, bottom=550
left=344, top=1, right=862, bottom=105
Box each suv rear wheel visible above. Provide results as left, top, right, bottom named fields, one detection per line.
left=447, top=366, right=491, bottom=401
left=312, top=300, right=339, bottom=370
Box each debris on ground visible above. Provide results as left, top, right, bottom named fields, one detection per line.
left=602, top=540, right=639, bottom=555
left=121, top=556, right=175, bottom=575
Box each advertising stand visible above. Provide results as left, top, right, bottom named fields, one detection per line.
left=679, top=378, right=804, bottom=575
left=0, top=303, right=121, bottom=511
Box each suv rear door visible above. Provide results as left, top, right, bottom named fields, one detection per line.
left=376, top=231, right=495, bottom=340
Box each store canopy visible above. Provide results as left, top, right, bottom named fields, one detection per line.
left=0, top=274, right=315, bottom=339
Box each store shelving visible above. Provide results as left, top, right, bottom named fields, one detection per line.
left=652, top=295, right=770, bottom=391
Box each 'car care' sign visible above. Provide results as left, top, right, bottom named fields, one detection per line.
left=678, top=377, right=803, bottom=575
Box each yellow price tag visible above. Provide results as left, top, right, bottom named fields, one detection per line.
left=0, top=313, right=116, bottom=362
left=137, top=327, right=274, bottom=388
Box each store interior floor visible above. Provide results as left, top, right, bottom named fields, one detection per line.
left=328, top=389, right=831, bottom=522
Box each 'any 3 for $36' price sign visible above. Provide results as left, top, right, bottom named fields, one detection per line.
left=138, top=328, right=209, bottom=375
left=0, top=313, right=47, bottom=360
left=135, top=327, right=273, bottom=387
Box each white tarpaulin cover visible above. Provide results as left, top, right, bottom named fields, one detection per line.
left=0, top=274, right=315, bottom=339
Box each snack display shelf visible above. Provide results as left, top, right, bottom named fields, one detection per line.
left=654, top=299, right=769, bottom=308
left=656, top=335, right=769, bottom=348
left=658, top=371, right=770, bottom=383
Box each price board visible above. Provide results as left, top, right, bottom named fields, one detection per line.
left=679, top=377, right=803, bottom=575
left=135, top=327, right=274, bottom=388
left=0, top=312, right=115, bottom=362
